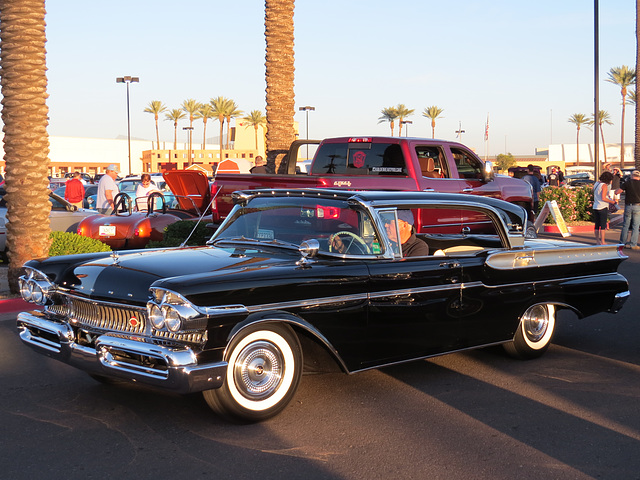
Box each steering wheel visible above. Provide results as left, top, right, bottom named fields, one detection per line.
left=328, top=231, right=371, bottom=254
left=113, top=192, right=132, bottom=216
left=146, top=191, right=167, bottom=215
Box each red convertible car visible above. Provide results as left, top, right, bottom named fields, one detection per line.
left=77, top=170, right=212, bottom=250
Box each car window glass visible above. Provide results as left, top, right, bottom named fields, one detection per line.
left=415, top=146, right=449, bottom=178
left=214, top=197, right=381, bottom=256
left=311, top=143, right=407, bottom=176
left=452, top=148, right=483, bottom=180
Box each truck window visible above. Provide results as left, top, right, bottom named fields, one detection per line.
left=415, top=146, right=449, bottom=178
left=452, top=148, right=483, bottom=180
left=312, top=143, right=407, bottom=176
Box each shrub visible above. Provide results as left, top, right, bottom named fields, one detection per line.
left=49, top=231, right=112, bottom=257
left=538, top=185, right=594, bottom=223
left=146, top=220, right=213, bottom=248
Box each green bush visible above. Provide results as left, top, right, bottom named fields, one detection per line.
left=538, top=186, right=594, bottom=223
left=146, top=220, right=213, bottom=248
left=49, top=231, right=112, bottom=257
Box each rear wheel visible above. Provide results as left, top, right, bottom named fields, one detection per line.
left=203, top=323, right=302, bottom=423
left=504, top=304, right=556, bottom=359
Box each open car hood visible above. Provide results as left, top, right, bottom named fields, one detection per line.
left=163, top=170, right=211, bottom=212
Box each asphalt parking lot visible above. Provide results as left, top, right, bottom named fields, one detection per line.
left=0, top=227, right=639, bottom=480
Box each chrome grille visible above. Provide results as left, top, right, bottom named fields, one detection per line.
left=47, top=296, right=146, bottom=335
left=46, top=294, right=205, bottom=344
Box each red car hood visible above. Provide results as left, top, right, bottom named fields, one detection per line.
left=163, top=170, right=211, bottom=212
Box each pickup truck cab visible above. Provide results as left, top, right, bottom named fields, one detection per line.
left=210, top=137, right=533, bottom=234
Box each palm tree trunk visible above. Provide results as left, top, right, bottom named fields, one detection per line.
left=173, top=122, right=178, bottom=150
left=202, top=118, right=207, bottom=150
left=431, top=120, right=436, bottom=139
left=155, top=114, right=160, bottom=150
left=254, top=125, right=259, bottom=150
left=576, top=127, right=580, bottom=166
left=621, top=90, right=627, bottom=169
left=265, top=0, right=296, bottom=173
left=218, top=115, right=224, bottom=164
left=600, top=123, right=608, bottom=163
left=0, top=0, right=52, bottom=292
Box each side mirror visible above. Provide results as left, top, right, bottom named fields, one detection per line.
left=483, top=160, right=495, bottom=182
left=297, top=239, right=319, bottom=266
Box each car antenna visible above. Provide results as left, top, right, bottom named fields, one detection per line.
left=179, top=185, right=222, bottom=248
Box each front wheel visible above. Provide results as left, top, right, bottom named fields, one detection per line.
left=503, top=304, right=556, bottom=359
left=203, top=323, right=302, bottom=422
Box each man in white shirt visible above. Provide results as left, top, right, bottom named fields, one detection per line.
left=96, top=164, right=120, bottom=214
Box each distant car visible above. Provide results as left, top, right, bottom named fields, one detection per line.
left=565, top=173, right=594, bottom=187
left=0, top=190, right=98, bottom=260
left=63, top=172, right=95, bottom=184
left=76, top=170, right=211, bottom=250
left=53, top=184, right=99, bottom=209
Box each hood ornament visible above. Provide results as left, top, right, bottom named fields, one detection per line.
left=111, top=251, right=120, bottom=265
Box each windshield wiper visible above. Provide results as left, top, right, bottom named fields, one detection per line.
left=211, top=236, right=299, bottom=249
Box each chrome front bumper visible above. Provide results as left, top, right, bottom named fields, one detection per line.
left=16, top=310, right=226, bottom=394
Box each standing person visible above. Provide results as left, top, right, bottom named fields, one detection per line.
left=548, top=168, right=560, bottom=187
left=522, top=164, right=541, bottom=213
left=592, top=171, right=616, bottom=245
left=64, top=171, right=85, bottom=209
left=250, top=156, right=268, bottom=174
left=96, top=164, right=120, bottom=214
left=556, top=168, right=565, bottom=184
left=615, top=170, right=640, bottom=250
left=611, top=168, right=622, bottom=203
left=135, top=173, right=160, bottom=211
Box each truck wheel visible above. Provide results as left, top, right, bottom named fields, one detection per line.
left=203, top=323, right=302, bottom=423
left=504, top=304, right=555, bottom=359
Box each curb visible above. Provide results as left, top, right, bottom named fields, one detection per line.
left=0, top=297, right=41, bottom=314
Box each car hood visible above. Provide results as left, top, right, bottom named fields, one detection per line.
left=49, top=246, right=302, bottom=305
left=163, top=170, right=210, bottom=212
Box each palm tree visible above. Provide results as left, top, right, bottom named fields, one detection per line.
left=567, top=113, right=589, bottom=166
left=422, top=106, right=444, bottom=138
left=224, top=100, right=243, bottom=150
left=606, top=65, right=637, bottom=168
left=181, top=99, right=201, bottom=165
left=210, top=96, right=229, bottom=163
left=378, top=107, right=399, bottom=136
left=242, top=110, right=267, bottom=150
left=395, top=104, right=415, bottom=137
left=589, top=110, right=614, bottom=164
left=164, top=109, right=186, bottom=150
left=143, top=100, right=167, bottom=150
left=0, top=0, right=52, bottom=291
left=195, top=104, right=214, bottom=149
left=265, top=0, right=296, bottom=173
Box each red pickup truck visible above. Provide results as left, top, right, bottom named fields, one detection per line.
left=209, top=136, right=534, bottom=234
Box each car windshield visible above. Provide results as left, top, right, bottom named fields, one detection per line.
left=211, top=196, right=382, bottom=256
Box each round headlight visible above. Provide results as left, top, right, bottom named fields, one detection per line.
left=19, top=278, right=33, bottom=302
left=148, top=304, right=164, bottom=330
left=31, top=282, right=45, bottom=305
left=164, top=306, right=182, bottom=332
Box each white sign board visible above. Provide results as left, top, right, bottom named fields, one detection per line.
left=534, top=200, right=571, bottom=237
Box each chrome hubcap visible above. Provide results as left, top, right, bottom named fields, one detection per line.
left=523, top=305, right=549, bottom=342
left=234, top=341, right=283, bottom=400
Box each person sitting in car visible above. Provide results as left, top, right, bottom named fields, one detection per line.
left=385, top=210, right=430, bottom=257
left=135, top=173, right=161, bottom=211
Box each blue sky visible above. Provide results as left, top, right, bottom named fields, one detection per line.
left=43, top=0, right=635, bottom=156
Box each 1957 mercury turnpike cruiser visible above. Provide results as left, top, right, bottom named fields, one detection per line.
left=16, top=189, right=629, bottom=422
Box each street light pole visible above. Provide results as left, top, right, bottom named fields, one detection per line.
left=401, top=120, right=412, bottom=137
left=116, top=76, right=139, bottom=175
left=183, top=126, right=194, bottom=166
left=298, top=106, right=315, bottom=159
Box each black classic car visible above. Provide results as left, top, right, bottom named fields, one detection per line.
left=16, top=189, right=629, bottom=422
